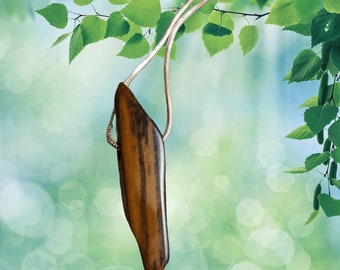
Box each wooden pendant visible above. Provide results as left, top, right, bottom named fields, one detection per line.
left=114, top=82, right=169, bottom=270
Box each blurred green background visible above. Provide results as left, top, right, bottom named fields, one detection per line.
left=1, top=0, right=340, bottom=269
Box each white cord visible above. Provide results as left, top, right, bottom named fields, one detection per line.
left=123, top=0, right=195, bottom=86
left=162, top=0, right=209, bottom=141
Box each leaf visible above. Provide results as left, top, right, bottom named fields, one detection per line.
left=256, top=0, right=269, bottom=8
left=329, top=120, right=340, bottom=147
left=331, top=178, right=340, bottom=190
left=117, top=33, right=150, bottom=58
left=81, top=16, right=107, bottom=46
left=332, top=83, right=340, bottom=105
left=69, top=25, right=84, bottom=64
left=311, top=9, right=340, bottom=47
left=266, top=0, right=301, bottom=26
left=105, top=12, right=130, bottom=38
left=121, top=0, right=161, bottom=27
left=36, top=3, right=68, bottom=29
left=324, top=0, right=340, bottom=14
left=198, top=0, right=218, bottom=14
left=73, top=0, right=93, bottom=5
left=283, top=11, right=317, bottom=36
left=202, top=12, right=234, bottom=56
left=319, top=193, right=340, bottom=217
left=285, top=124, right=315, bottom=140
left=155, top=12, right=185, bottom=45
left=305, top=209, right=320, bottom=225
left=116, top=19, right=142, bottom=42
left=289, top=49, right=322, bottom=83
left=184, top=11, right=203, bottom=33
left=298, top=96, right=318, bottom=108
left=330, top=47, right=340, bottom=70
left=50, top=33, right=71, bottom=48
left=109, top=0, right=129, bottom=4
left=238, top=25, right=259, bottom=55
left=283, top=70, right=291, bottom=81
left=203, top=23, right=232, bottom=36
left=304, top=105, right=338, bottom=133
left=332, top=148, right=340, bottom=163
left=304, top=152, right=330, bottom=171
left=285, top=167, right=307, bottom=174
left=294, top=0, right=319, bottom=16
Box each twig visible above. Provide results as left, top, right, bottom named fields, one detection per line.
left=215, top=8, right=269, bottom=20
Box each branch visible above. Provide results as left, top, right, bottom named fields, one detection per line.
left=215, top=8, right=270, bottom=20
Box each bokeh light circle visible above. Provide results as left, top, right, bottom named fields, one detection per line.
left=60, top=252, right=95, bottom=270
left=21, top=249, right=57, bottom=270
left=0, top=180, right=54, bottom=238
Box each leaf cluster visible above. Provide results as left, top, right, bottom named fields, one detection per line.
left=281, top=1, right=340, bottom=224
left=36, top=0, right=269, bottom=63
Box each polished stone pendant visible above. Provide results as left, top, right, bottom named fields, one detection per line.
left=115, top=82, right=169, bottom=270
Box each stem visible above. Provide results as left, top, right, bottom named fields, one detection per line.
left=215, top=8, right=270, bottom=20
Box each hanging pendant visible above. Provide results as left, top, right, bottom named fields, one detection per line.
left=115, top=82, right=169, bottom=270
left=106, top=1, right=209, bottom=268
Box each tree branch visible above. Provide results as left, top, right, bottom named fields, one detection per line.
left=215, top=8, right=270, bottom=20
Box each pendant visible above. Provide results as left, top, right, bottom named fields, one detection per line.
left=106, top=1, right=209, bottom=268
left=115, top=82, right=169, bottom=270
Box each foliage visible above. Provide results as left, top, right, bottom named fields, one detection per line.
left=36, top=0, right=340, bottom=225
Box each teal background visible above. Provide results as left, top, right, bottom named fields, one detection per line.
left=1, top=1, right=340, bottom=269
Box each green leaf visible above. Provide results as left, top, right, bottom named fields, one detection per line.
left=73, top=0, right=93, bottom=6
left=304, top=105, right=338, bottom=133
left=332, top=83, right=340, bottom=105
left=155, top=12, right=185, bottom=45
left=285, top=124, right=315, bottom=140
left=50, top=33, right=71, bottom=48
left=69, top=25, right=84, bottom=64
left=117, top=33, right=150, bottom=58
left=330, top=47, right=340, bottom=70
left=329, top=120, right=340, bottom=147
left=202, top=12, right=234, bottom=56
left=105, top=12, right=130, bottom=38
left=289, top=49, right=322, bottom=82
left=283, top=11, right=317, bottom=36
left=266, top=0, right=301, bottom=26
left=285, top=167, right=307, bottom=174
left=109, top=0, right=129, bottom=4
left=319, top=193, right=340, bottom=217
left=298, top=96, right=318, bottom=108
left=311, top=9, right=340, bottom=47
left=203, top=23, right=232, bottom=36
left=283, top=70, right=291, bottom=81
left=238, top=25, right=259, bottom=55
left=331, top=178, right=340, bottom=189
left=81, top=16, right=107, bottom=46
left=184, top=11, right=203, bottom=33
left=324, top=0, right=340, bottom=14
left=197, top=0, right=218, bottom=14
left=36, top=3, right=68, bottom=29
left=256, top=0, right=269, bottom=8
left=305, top=209, right=320, bottom=225
left=305, top=152, right=330, bottom=171
left=294, top=0, right=319, bottom=16
left=332, top=148, right=340, bottom=163
left=121, top=0, right=161, bottom=27
left=116, top=19, right=142, bottom=42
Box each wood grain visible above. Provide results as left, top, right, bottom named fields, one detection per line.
left=115, top=82, right=169, bottom=270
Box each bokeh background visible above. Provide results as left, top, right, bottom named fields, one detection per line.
left=1, top=0, right=340, bottom=269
